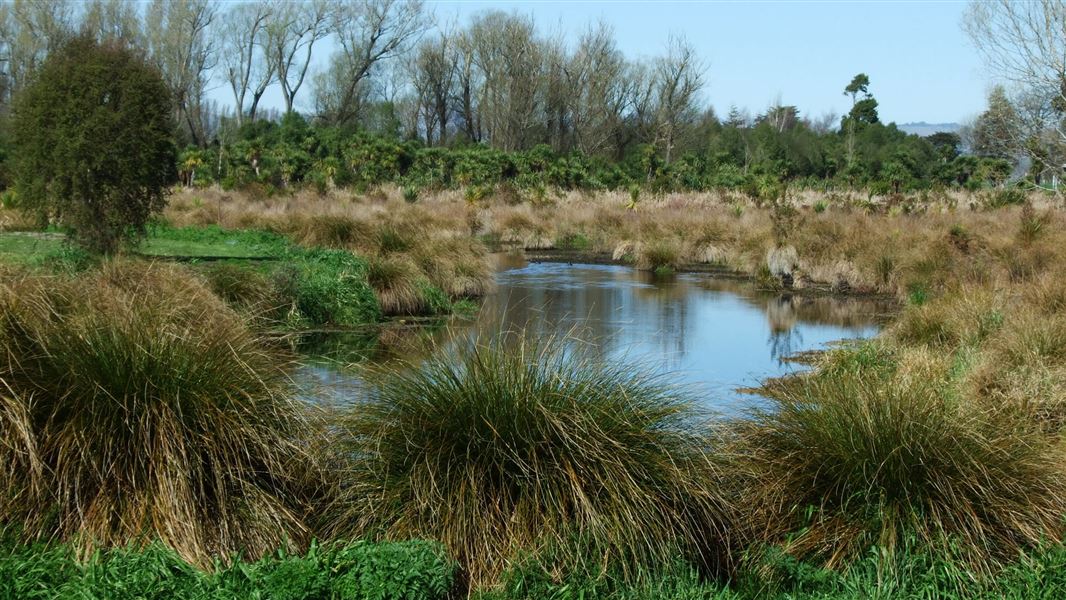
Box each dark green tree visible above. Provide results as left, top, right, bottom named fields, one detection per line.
left=926, top=132, right=962, bottom=162
left=843, top=73, right=873, bottom=166
left=844, top=73, right=871, bottom=104
left=12, top=35, right=177, bottom=254
left=972, top=86, right=1019, bottom=160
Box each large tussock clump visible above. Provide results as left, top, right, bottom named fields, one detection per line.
left=326, top=334, right=731, bottom=588
left=0, top=262, right=316, bottom=565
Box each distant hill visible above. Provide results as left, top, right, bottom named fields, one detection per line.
left=897, top=122, right=962, bottom=137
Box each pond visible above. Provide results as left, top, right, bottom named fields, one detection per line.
left=295, top=255, right=894, bottom=414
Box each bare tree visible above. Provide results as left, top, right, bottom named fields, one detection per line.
left=220, top=1, right=274, bottom=126
left=264, top=0, right=333, bottom=114
left=542, top=31, right=570, bottom=151
left=466, top=10, right=543, bottom=151
left=146, top=0, right=219, bottom=146
left=0, top=0, right=76, bottom=107
left=567, top=22, right=631, bottom=156
left=964, top=0, right=1066, bottom=182
left=452, top=29, right=481, bottom=143
left=809, top=110, right=839, bottom=135
left=317, top=0, right=426, bottom=126
left=652, top=35, right=705, bottom=165
left=409, top=31, right=457, bottom=144
left=81, top=0, right=143, bottom=46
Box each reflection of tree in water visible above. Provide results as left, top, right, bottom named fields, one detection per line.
left=631, top=270, right=690, bottom=368
left=766, top=295, right=803, bottom=364
left=699, top=279, right=894, bottom=328
left=473, top=266, right=694, bottom=367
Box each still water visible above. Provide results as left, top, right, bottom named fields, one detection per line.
left=296, top=256, right=892, bottom=413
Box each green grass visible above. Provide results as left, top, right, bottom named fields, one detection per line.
left=0, top=226, right=290, bottom=261
left=0, top=535, right=456, bottom=600
left=0, top=226, right=483, bottom=327
left=325, top=333, right=730, bottom=589
left=0, top=232, right=64, bottom=263
left=141, top=224, right=292, bottom=258
left=271, top=248, right=382, bottom=327
left=7, top=532, right=1066, bottom=600
left=476, top=541, right=1066, bottom=599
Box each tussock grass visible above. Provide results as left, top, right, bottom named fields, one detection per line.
left=198, top=262, right=285, bottom=328
left=636, top=239, right=681, bottom=272
left=366, top=254, right=432, bottom=316
left=163, top=187, right=1066, bottom=300
left=293, top=214, right=373, bottom=249
left=164, top=191, right=494, bottom=308
left=733, top=343, right=1066, bottom=574
left=890, top=288, right=1005, bottom=348
left=412, top=236, right=495, bottom=299
left=325, top=334, right=730, bottom=589
left=0, top=262, right=317, bottom=566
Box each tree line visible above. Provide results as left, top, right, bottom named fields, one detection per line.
left=0, top=0, right=1022, bottom=195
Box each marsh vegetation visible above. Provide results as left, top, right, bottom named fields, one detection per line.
left=5, top=1, right=1066, bottom=598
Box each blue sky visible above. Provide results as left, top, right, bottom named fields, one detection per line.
left=231, top=0, right=990, bottom=125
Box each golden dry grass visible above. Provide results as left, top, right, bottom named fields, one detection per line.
left=163, top=186, right=1064, bottom=301
left=165, top=187, right=494, bottom=312
left=0, top=261, right=322, bottom=566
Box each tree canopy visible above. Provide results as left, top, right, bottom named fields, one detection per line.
left=12, top=35, right=177, bottom=254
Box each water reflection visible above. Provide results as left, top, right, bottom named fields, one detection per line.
left=293, top=257, right=893, bottom=413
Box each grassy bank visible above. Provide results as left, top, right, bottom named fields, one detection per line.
left=157, top=185, right=1061, bottom=299
left=0, top=221, right=492, bottom=326
left=2, top=262, right=1066, bottom=596
left=5, top=528, right=1066, bottom=599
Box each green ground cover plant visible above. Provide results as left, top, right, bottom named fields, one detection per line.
left=0, top=535, right=455, bottom=600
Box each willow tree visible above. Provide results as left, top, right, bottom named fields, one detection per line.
left=12, top=35, right=176, bottom=254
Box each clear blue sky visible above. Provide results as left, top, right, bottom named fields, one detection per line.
left=232, top=0, right=990, bottom=125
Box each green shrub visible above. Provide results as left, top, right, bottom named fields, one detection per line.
left=11, top=35, right=176, bottom=254
left=985, top=188, right=1026, bottom=209
left=403, top=185, right=419, bottom=204
left=326, top=334, right=729, bottom=589
left=273, top=248, right=381, bottom=327
left=0, top=189, right=17, bottom=209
